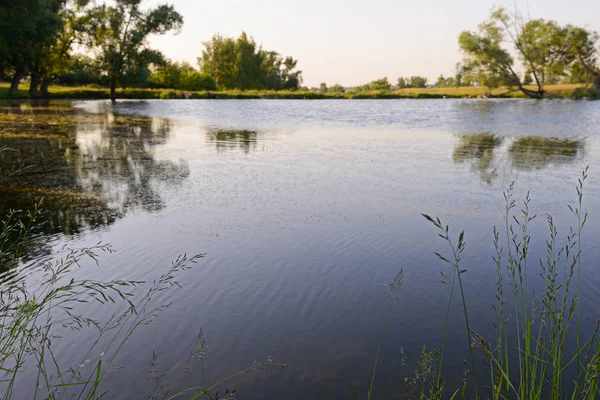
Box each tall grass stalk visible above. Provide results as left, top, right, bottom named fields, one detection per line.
left=419, top=168, right=598, bottom=399
left=422, top=214, right=479, bottom=400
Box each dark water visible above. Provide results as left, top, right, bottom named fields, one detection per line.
left=1, top=99, right=600, bottom=399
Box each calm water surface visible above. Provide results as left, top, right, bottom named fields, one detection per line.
left=1, top=99, right=600, bottom=399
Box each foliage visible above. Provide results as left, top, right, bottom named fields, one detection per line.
left=397, top=77, right=408, bottom=89
left=571, top=86, right=600, bottom=100
left=149, top=61, right=216, bottom=91
left=458, top=7, right=599, bottom=97
left=36, top=0, right=93, bottom=94
left=81, top=0, right=183, bottom=100
left=57, top=55, right=105, bottom=86
left=397, top=76, right=428, bottom=88
left=328, top=83, right=345, bottom=94
left=370, top=77, right=391, bottom=91
left=0, top=0, right=66, bottom=95
left=199, top=32, right=302, bottom=91
left=563, top=26, right=600, bottom=89
left=435, top=75, right=455, bottom=88
left=409, top=76, right=428, bottom=88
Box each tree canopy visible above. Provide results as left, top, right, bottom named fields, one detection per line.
left=199, top=32, right=302, bottom=91
left=458, top=7, right=599, bottom=98
left=397, top=76, right=428, bottom=88
left=0, top=0, right=66, bottom=96
left=81, top=0, right=183, bottom=101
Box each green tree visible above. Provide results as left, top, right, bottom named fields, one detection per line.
left=370, top=77, right=391, bottom=90
left=458, top=7, right=582, bottom=98
left=37, top=0, right=93, bottom=96
left=150, top=61, right=216, bottom=91
left=82, top=0, right=183, bottom=102
left=319, top=82, right=328, bottom=93
left=198, top=34, right=237, bottom=89
left=329, top=83, right=345, bottom=93
left=563, top=26, right=600, bottom=89
left=409, top=76, right=428, bottom=88
left=183, top=71, right=216, bottom=91
left=397, top=77, right=408, bottom=88
left=58, top=54, right=104, bottom=86
left=436, top=75, right=446, bottom=87
left=199, top=32, right=302, bottom=91
left=233, top=32, right=264, bottom=90
left=0, top=0, right=65, bottom=97
left=523, top=74, right=534, bottom=85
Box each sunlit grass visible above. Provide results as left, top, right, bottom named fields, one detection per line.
left=0, top=82, right=587, bottom=100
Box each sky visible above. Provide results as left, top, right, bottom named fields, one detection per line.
left=147, top=0, right=600, bottom=87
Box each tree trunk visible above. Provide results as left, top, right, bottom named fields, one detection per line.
left=9, top=70, right=24, bottom=97
left=518, top=86, right=544, bottom=99
left=40, top=77, right=52, bottom=97
left=110, top=76, right=117, bottom=103
left=593, top=75, right=600, bottom=91
left=29, top=72, right=41, bottom=99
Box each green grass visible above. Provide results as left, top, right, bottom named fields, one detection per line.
left=360, top=167, right=598, bottom=399
left=0, top=82, right=588, bottom=100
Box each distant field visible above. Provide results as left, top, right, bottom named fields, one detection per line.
left=0, top=82, right=586, bottom=100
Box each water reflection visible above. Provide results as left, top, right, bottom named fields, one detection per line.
left=509, top=136, right=585, bottom=171
left=0, top=102, right=189, bottom=263
left=453, top=133, right=503, bottom=185
left=453, top=133, right=585, bottom=183
left=206, top=129, right=258, bottom=154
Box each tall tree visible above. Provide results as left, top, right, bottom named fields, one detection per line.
left=82, top=0, right=183, bottom=102
left=0, top=0, right=65, bottom=97
left=199, top=32, right=302, bottom=91
left=458, top=7, right=587, bottom=98
left=199, top=34, right=238, bottom=89
left=397, top=77, right=408, bottom=88
left=37, top=0, right=92, bottom=96
left=409, top=76, right=428, bottom=88
left=563, top=26, right=600, bottom=90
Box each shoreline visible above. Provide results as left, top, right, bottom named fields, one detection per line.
left=0, top=83, right=587, bottom=101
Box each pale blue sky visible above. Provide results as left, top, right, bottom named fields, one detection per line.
left=147, top=0, right=599, bottom=87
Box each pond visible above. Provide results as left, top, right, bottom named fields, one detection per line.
left=1, top=99, right=600, bottom=399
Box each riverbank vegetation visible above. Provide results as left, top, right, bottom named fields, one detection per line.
left=357, top=169, right=599, bottom=399
left=0, top=82, right=588, bottom=100
left=1, top=1, right=599, bottom=101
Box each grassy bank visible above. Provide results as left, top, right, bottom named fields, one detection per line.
left=0, top=82, right=587, bottom=100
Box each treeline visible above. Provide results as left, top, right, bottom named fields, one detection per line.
left=316, top=76, right=430, bottom=93
left=0, top=0, right=302, bottom=101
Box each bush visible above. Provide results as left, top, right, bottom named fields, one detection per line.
left=571, top=86, right=600, bottom=100
left=159, top=90, right=178, bottom=99
left=184, top=72, right=217, bottom=91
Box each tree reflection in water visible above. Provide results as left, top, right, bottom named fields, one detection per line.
left=508, top=136, right=585, bottom=171
left=0, top=102, right=189, bottom=265
left=205, top=128, right=258, bottom=154
left=453, top=133, right=585, bottom=184
left=453, top=133, right=504, bottom=185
